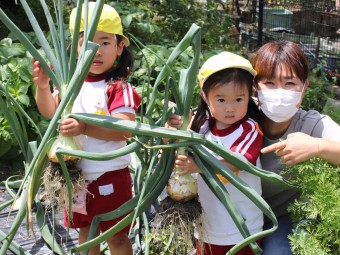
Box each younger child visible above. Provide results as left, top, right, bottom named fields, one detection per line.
left=33, top=3, right=141, bottom=255
left=173, top=52, right=263, bottom=255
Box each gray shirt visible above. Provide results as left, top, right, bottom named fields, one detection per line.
left=261, top=109, right=340, bottom=219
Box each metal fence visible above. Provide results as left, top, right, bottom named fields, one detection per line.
left=238, top=0, right=340, bottom=80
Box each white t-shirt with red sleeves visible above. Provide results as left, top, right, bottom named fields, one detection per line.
left=72, top=75, right=141, bottom=181
left=195, top=117, right=264, bottom=245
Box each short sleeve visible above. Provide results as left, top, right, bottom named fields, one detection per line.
left=230, top=119, right=263, bottom=166
left=106, top=81, right=141, bottom=115
left=312, top=115, right=340, bottom=142
left=291, top=109, right=340, bottom=142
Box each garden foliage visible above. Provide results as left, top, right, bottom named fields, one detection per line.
left=283, top=158, right=340, bottom=255
left=0, top=38, right=48, bottom=168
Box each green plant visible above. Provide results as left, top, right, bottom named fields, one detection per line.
left=147, top=228, right=194, bottom=255
left=0, top=38, right=48, bottom=169
left=283, top=158, right=340, bottom=255
left=115, top=0, right=236, bottom=51
left=301, top=73, right=328, bottom=112
left=0, top=0, right=74, bottom=39
left=322, top=98, right=340, bottom=124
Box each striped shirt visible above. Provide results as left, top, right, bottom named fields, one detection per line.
left=196, top=117, right=264, bottom=245
left=202, top=117, right=262, bottom=165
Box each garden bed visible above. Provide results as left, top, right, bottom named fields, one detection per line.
left=0, top=189, right=80, bottom=255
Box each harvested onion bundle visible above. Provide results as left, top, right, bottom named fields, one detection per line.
left=152, top=147, right=204, bottom=253
left=166, top=164, right=197, bottom=202
left=145, top=24, right=203, bottom=252
left=43, top=133, right=84, bottom=210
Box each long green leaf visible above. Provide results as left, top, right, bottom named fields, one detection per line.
left=68, top=0, right=82, bottom=79
left=193, top=145, right=280, bottom=254
left=0, top=8, right=60, bottom=89
left=39, top=0, right=62, bottom=81
left=146, top=24, right=201, bottom=116
left=57, top=0, right=68, bottom=82
left=0, top=229, right=30, bottom=255
left=0, top=87, right=28, bottom=160
left=202, top=140, right=301, bottom=190
left=70, top=113, right=205, bottom=141
left=35, top=200, right=66, bottom=255
left=18, top=0, right=61, bottom=81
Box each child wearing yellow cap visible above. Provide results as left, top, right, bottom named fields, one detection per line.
left=173, top=52, right=263, bottom=255
left=33, top=2, right=140, bottom=254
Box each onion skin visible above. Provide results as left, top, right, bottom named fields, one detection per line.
left=47, top=135, right=80, bottom=163
left=167, top=170, right=198, bottom=202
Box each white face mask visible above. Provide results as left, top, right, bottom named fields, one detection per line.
left=257, top=88, right=303, bottom=123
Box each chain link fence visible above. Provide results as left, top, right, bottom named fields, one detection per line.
left=238, top=0, right=340, bottom=83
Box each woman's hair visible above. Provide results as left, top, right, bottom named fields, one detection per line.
left=106, top=34, right=134, bottom=82
left=251, top=40, right=309, bottom=84
left=191, top=68, right=259, bottom=133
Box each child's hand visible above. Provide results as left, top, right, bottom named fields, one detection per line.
left=60, top=118, right=87, bottom=137
left=261, top=132, right=319, bottom=166
left=161, top=100, right=183, bottom=129
left=166, top=113, right=183, bottom=130
left=163, top=100, right=194, bottom=130
left=175, top=154, right=202, bottom=175
left=32, top=58, right=50, bottom=90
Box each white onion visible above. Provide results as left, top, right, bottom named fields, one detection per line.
left=167, top=169, right=197, bottom=202
left=47, top=134, right=80, bottom=163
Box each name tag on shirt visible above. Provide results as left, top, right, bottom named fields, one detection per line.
left=99, top=184, right=114, bottom=196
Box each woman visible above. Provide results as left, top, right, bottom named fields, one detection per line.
left=251, top=40, right=340, bottom=255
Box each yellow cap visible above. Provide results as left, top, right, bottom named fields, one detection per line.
left=197, top=51, right=256, bottom=88
left=69, top=2, right=130, bottom=46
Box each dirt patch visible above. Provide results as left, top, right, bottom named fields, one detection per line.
left=0, top=162, right=24, bottom=182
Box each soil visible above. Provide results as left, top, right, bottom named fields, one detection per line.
left=0, top=162, right=24, bottom=182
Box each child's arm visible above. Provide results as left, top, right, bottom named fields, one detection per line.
left=60, top=112, right=135, bottom=141
left=32, top=59, right=58, bottom=118
left=219, top=159, right=239, bottom=172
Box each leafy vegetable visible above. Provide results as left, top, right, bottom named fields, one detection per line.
left=283, top=158, right=340, bottom=255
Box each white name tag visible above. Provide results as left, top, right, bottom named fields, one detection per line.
left=98, top=184, right=114, bottom=196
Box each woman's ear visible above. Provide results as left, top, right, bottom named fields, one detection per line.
left=304, top=80, right=309, bottom=90
left=252, top=84, right=258, bottom=97
left=298, top=80, right=310, bottom=106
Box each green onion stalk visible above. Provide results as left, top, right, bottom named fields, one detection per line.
left=145, top=24, right=201, bottom=202
left=43, top=94, right=84, bottom=211
left=144, top=23, right=204, bottom=253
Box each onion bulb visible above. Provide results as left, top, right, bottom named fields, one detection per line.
left=167, top=169, right=197, bottom=202
left=47, top=133, right=80, bottom=163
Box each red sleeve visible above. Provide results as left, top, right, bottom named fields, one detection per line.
left=106, top=81, right=141, bottom=114
left=230, top=119, right=263, bottom=165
